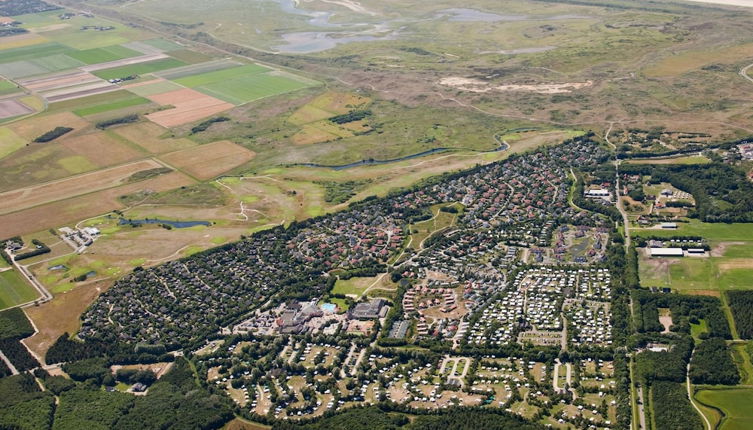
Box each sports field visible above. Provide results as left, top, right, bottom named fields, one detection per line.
left=695, top=388, right=753, bottom=430
left=0, top=269, right=38, bottom=310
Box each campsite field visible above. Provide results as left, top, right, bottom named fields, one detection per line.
left=0, top=269, right=38, bottom=310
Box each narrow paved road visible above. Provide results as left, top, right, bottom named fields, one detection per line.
left=605, top=124, right=632, bottom=249
left=687, top=360, right=712, bottom=430
left=637, top=385, right=647, bottom=430
left=0, top=349, right=19, bottom=375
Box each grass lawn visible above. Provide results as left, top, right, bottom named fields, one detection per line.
left=93, top=58, right=187, bottom=80
left=329, top=297, right=349, bottom=312
left=409, top=204, right=460, bottom=250
left=67, top=45, right=141, bottom=65
left=695, top=388, right=753, bottom=430
left=625, top=155, right=710, bottom=165
left=730, top=342, right=753, bottom=385
left=331, top=276, right=378, bottom=297
left=690, top=319, right=709, bottom=342
left=0, top=270, right=38, bottom=310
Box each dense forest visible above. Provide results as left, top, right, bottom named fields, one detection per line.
left=727, top=291, right=753, bottom=339
left=689, top=338, right=740, bottom=385
left=651, top=381, right=703, bottom=430
left=631, top=290, right=730, bottom=339
left=0, top=373, right=55, bottom=429
left=271, top=406, right=548, bottom=430
left=0, top=308, right=40, bottom=372
left=621, top=163, right=753, bottom=222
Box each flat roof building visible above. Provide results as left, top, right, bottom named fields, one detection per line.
left=649, top=247, right=684, bottom=257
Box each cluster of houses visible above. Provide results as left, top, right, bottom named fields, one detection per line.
left=81, top=137, right=613, bottom=349
left=466, top=268, right=612, bottom=349
left=59, top=226, right=100, bottom=251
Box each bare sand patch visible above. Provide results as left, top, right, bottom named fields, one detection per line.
left=23, top=279, right=112, bottom=363
left=682, top=0, right=753, bottom=8
left=711, top=241, right=746, bottom=257
left=717, top=259, right=753, bottom=270
left=439, top=77, right=593, bottom=94
left=685, top=290, right=721, bottom=297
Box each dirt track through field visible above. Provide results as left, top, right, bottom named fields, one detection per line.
left=0, top=159, right=162, bottom=214
left=0, top=171, right=195, bottom=237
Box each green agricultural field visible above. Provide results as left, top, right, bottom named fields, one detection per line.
left=695, top=388, right=753, bottom=430
left=141, top=38, right=184, bottom=52
left=73, top=95, right=152, bottom=117
left=172, top=64, right=270, bottom=87
left=0, top=79, right=19, bottom=96
left=195, top=72, right=316, bottom=105
left=124, top=80, right=183, bottom=97
left=0, top=54, right=85, bottom=79
left=0, top=42, right=72, bottom=64
left=0, top=127, right=26, bottom=160
left=0, top=270, right=38, bottom=310
left=67, top=45, right=142, bottom=65
left=92, top=58, right=187, bottom=81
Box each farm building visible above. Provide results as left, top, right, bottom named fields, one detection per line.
left=649, top=248, right=684, bottom=257
left=660, top=222, right=678, bottom=229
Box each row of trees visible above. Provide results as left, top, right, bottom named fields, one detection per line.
left=727, top=291, right=753, bottom=339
